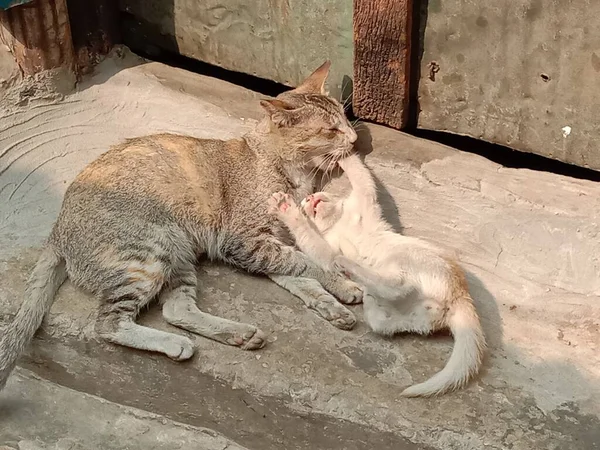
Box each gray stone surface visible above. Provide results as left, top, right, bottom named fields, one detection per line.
left=417, top=0, right=600, bottom=170
left=120, top=0, right=353, bottom=99
left=1, top=368, right=248, bottom=450
left=1, top=49, right=599, bottom=449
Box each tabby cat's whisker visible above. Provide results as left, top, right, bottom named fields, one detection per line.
left=321, top=153, right=338, bottom=187
left=343, top=95, right=353, bottom=111
left=306, top=152, right=335, bottom=188
left=340, top=78, right=351, bottom=102
left=306, top=155, right=326, bottom=185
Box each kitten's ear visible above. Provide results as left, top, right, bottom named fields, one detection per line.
left=292, top=60, right=331, bottom=95
left=260, top=99, right=298, bottom=126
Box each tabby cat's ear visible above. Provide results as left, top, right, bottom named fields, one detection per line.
left=260, top=99, right=299, bottom=127
left=292, top=60, right=331, bottom=95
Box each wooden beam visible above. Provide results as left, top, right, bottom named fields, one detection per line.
left=66, top=0, right=121, bottom=74
left=353, top=0, right=413, bottom=129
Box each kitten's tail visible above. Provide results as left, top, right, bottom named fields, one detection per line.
left=0, top=246, right=66, bottom=391
left=401, top=294, right=486, bottom=397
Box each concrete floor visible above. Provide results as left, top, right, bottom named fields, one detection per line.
left=1, top=368, right=247, bottom=450
left=0, top=48, right=599, bottom=449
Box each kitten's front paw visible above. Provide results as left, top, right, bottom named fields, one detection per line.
left=268, top=192, right=300, bottom=222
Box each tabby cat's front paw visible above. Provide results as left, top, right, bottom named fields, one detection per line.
left=329, top=273, right=363, bottom=305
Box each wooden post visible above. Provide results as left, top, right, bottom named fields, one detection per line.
left=353, top=0, right=413, bottom=129
left=0, top=0, right=76, bottom=77
left=66, top=0, right=120, bottom=74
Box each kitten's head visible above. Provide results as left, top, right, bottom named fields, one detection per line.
left=301, top=192, right=343, bottom=232
left=259, top=61, right=357, bottom=170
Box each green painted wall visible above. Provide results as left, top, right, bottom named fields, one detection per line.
left=121, top=0, right=353, bottom=100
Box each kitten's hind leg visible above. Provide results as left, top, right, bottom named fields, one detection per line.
left=161, top=269, right=265, bottom=350
left=269, top=275, right=356, bottom=330
left=96, top=295, right=195, bottom=361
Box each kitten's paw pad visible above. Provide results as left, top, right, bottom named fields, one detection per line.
left=336, top=279, right=364, bottom=305
left=268, top=192, right=286, bottom=214
left=315, top=299, right=356, bottom=330
left=227, top=327, right=266, bottom=350
left=165, top=336, right=195, bottom=361
left=268, top=192, right=298, bottom=217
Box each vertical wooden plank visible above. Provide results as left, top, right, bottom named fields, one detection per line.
left=0, top=0, right=75, bottom=76
left=353, top=0, right=413, bottom=129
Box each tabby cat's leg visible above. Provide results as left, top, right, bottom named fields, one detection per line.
left=161, top=268, right=265, bottom=350
left=222, top=235, right=363, bottom=305
left=269, top=275, right=356, bottom=330
left=95, top=294, right=195, bottom=361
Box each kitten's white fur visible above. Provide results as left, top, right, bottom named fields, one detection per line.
left=269, top=154, right=486, bottom=397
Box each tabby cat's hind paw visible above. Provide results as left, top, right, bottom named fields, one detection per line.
left=313, top=297, right=357, bottom=329
left=226, top=326, right=267, bottom=350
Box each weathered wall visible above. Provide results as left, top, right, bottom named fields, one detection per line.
left=417, top=0, right=600, bottom=170
left=120, top=0, right=353, bottom=99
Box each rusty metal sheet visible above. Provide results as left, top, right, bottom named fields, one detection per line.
left=0, top=0, right=75, bottom=76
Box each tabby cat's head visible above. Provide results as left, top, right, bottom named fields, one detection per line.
left=259, top=61, right=357, bottom=170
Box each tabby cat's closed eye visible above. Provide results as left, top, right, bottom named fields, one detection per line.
left=321, top=128, right=342, bottom=136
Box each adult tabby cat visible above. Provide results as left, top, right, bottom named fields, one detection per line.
left=269, top=154, right=486, bottom=396
left=0, top=61, right=362, bottom=390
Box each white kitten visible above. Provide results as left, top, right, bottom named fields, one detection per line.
left=268, top=154, right=486, bottom=397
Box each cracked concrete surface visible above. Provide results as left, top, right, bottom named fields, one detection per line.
left=1, top=48, right=599, bottom=449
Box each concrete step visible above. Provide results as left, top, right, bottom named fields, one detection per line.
left=1, top=368, right=247, bottom=450
left=3, top=265, right=423, bottom=450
